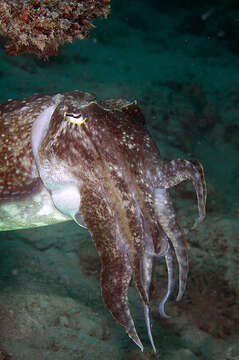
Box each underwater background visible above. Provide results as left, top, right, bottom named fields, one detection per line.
left=0, top=0, right=239, bottom=359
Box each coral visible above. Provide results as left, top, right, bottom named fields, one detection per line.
left=0, top=0, right=110, bottom=57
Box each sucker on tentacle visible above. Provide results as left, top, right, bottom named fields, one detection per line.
left=0, top=90, right=207, bottom=352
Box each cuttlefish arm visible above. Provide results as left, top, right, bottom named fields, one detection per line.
left=154, top=159, right=207, bottom=301
left=79, top=185, right=144, bottom=351
left=156, top=159, right=207, bottom=228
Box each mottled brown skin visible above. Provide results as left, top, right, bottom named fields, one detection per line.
left=0, top=91, right=207, bottom=352
left=0, top=94, right=54, bottom=201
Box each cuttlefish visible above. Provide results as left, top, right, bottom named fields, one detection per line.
left=0, top=90, right=206, bottom=352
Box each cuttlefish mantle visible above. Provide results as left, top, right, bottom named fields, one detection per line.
left=0, top=90, right=206, bottom=352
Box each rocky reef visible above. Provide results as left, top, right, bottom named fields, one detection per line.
left=0, top=0, right=110, bottom=57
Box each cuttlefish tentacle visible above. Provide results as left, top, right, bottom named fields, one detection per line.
left=134, top=223, right=174, bottom=346
left=154, top=188, right=188, bottom=301
left=159, top=240, right=176, bottom=317
left=148, top=230, right=177, bottom=317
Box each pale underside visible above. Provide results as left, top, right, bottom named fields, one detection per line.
left=0, top=186, right=70, bottom=231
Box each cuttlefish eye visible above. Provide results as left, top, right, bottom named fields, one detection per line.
left=63, top=112, right=87, bottom=125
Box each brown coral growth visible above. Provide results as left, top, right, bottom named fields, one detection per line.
left=0, top=0, right=111, bottom=57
